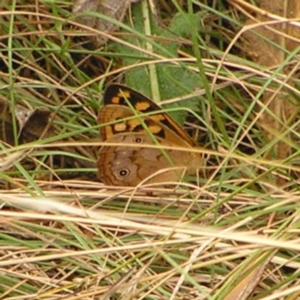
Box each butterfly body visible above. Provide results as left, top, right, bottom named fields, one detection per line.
left=98, top=84, right=202, bottom=186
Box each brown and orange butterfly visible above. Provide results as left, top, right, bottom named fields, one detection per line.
left=97, top=84, right=203, bottom=186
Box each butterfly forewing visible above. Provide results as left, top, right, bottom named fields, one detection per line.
left=99, top=105, right=194, bottom=147
left=102, top=84, right=197, bottom=146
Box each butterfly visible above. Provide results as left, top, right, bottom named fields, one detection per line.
left=97, top=84, right=203, bottom=186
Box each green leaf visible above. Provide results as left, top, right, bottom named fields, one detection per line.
left=109, top=3, right=206, bottom=124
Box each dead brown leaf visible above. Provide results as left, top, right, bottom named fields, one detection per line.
left=73, top=0, right=142, bottom=46
left=0, top=98, right=53, bottom=146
